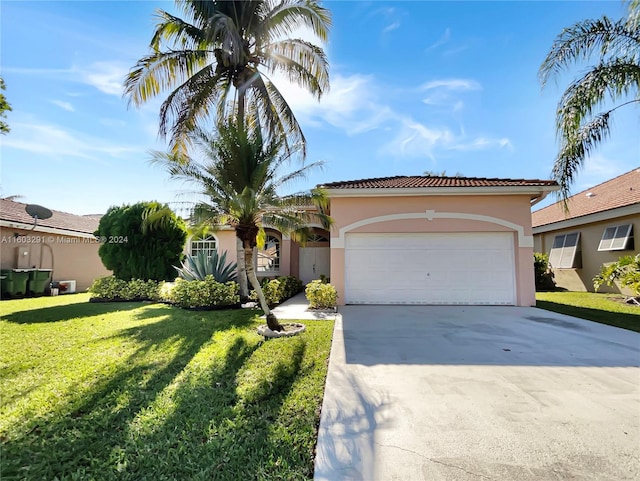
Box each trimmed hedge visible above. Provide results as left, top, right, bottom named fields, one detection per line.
left=251, top=276, right=304, bottom=307
left=305, top=280, right=337, bottom=309
left=89, top=277, right=160, bottom=301
left=88, top=275, right=239, bottom=309
left=167, top=277, right=239, bottom=309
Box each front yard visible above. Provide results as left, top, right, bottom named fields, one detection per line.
left=0, top=294, right=333, bottom=480
left=536, top=291, right=640, bottom=333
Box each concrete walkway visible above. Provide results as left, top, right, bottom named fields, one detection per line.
left=267, top=292, right=339, bottom=320
left=314, top=305, right=640, bottom=481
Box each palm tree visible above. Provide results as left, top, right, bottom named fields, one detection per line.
left=152, top=117, right=331, bottom=331
left=124, top=0, right=331, bottom=156
left=539, top=0, right=640, bottom=199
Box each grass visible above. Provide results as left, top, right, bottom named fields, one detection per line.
left=0, top=293, right=334, bottom=480
left=536, top=291, right=640, bottom=333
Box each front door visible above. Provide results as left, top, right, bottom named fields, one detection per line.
left=299, top=247, right=330, bottom=284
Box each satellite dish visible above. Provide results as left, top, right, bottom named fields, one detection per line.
left=25, top=204, right=53, bottom=229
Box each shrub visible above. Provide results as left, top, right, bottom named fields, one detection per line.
left=261, top=279, right=284, bottom=307
left=89, top=276, right=160, bottom=301
left=167, top=276, right=239, bottom=308
left=249, top=276, right=303, bottom=307
left=534, top=252, right=556, bottom=291
left=594, top=254, right=640, bottom=295
left=277, top=276, right=303, bottom=299
left=305, top=280, right=337, bottom=309
left=95, top=201, right=187, bottom=281
left=175, top=250, right=237, bottom=282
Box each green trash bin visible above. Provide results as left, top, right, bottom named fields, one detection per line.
left=29, top=269, right=52, bottom=296
left=1, top=269, right=30, bottom=298
left=1, top=270, right=12, bottom=299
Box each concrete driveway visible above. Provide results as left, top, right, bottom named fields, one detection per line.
left=314, top=306, right=640, bottom=481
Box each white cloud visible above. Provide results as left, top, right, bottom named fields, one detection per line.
left=4, top=62, right=128, bottom=97
left=272, top=70, right=508, bottom=160
left=383, top=21, right=401, bottom=34
left=380, top=117, right=511, bottom=159
left=78, top=61, right=128, bottom=96
left=50, top=100, right=75, bottom=112
left=2, top=122, right=143, bottom=164
left=426, top=28, right=451, bottom=51
left=421, top=79, right=481, bottom=91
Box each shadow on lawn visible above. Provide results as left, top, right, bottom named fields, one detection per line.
left=536, top=300, right=640, bottom=333
left=1, top=309, right=260, bottom=480
left=1, top=301, right=142, bottom=324
left=121, top=336, right=312, bottom=480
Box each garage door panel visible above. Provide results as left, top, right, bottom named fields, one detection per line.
left=345, top=232, right=515, bottom=305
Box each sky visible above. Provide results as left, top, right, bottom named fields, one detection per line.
left=1, top=0, right=638, bottom=217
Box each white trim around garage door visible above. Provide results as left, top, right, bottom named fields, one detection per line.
left=331, top=210, right=532, bottom=248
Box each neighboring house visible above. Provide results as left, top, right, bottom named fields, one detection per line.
left=196, top=175, right=558, bottom=306
left=0, top=199, right=111, bottom=292
left=532, top=168, right=640, bottom=294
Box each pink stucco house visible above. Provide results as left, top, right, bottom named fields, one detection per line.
left=187, top=175, right=558, bottom=306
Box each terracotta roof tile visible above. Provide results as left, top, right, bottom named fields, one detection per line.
left=320, top=175, right=558, bottom=189
left=532, top=168, right=640, bottom=228
left=0, top=199, right=100, bottom=235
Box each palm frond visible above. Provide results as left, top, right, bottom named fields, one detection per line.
left=553, top=111, right=613, bottom=200
left=263, top=38, right=329, bottom=97
left=124, top=49, right=212, bottom=107
left=263, top=0, right=332, bottom=43
left=556, top=59, right=640, bottom=136
left=539, top=16, right=640, bottom=87
left=151, top=9, right=205, bottom=50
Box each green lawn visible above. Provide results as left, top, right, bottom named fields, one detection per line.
left=0, top=293, right=333, bottom=480
left=536, top=291, right=640, bottom=333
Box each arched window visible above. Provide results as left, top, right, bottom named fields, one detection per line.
left=257, top=234, right=280, bottom=273
left=190, top=235, right=217, bottom=257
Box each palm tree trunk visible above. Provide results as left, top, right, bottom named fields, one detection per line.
left=236, top=237, right=249, bottom=301
left=244, top=241, right=282, bottom=331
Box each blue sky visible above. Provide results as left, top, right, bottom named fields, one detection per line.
left=1, top=0, right=637, bottom=216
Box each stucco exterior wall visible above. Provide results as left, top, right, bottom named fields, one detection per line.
left=329, top=194, right=536, bottom=306
left=188, top=229, right=295, bottom=279
left=533, top=213, right=639, bottom=294
left=0, top=227, right=111, bottom=292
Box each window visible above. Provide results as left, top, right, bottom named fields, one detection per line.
left=548, top=232, right=582, bottom=268
left=598, top=224, right=634, bottom=251
left=308, top=233, right=329, bottom=243
left=190, top=235, right=217, bottom=257
left=257, top=235, right=280, bottom=273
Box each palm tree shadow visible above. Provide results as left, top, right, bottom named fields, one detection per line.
left=313, top=371, right=394, bottom=481
left=1, top=310, right=258, bottom=479
left=2, top=301, right=142, bottom=324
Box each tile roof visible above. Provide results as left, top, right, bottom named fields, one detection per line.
left=0, top=199, right=100, bottom=235
left=320, top=175, right=558, bottom=189
left=532, top=168, right=640, bottom=228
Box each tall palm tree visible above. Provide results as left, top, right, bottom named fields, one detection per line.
left=539, top=0, right=640, bottom=199
left=124, top=0, right=331, bottom=156
left=152, top=117, right=331, bottom=331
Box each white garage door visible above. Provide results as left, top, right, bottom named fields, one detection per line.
left=345, top=232, right=516, bottom=305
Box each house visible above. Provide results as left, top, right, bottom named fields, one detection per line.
left=0, top=199, right=111, bottom=293
left=198, top=175, right=558, bottom=306
left=532, top=168, right=640, bottom=294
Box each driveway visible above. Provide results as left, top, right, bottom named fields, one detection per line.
left=314, top=306, right=640, bottom=481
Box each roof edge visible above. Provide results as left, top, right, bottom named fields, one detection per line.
left=532, top=203, right=640, bottom=233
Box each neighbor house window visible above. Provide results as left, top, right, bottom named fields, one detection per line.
left=598, top=224, right=634, bottom=251
left=257, top=235, right=280, bottom=273
left=190, top=235, right=217, bottom=257
left=548, top=232, right=582, bottom=268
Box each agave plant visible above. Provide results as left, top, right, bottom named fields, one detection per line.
left=175, top=250, right=237, bottom=282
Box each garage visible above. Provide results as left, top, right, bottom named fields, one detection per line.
left=321, top=175, right=559, bottom=307
left=345, top=232, right=516, bottom=305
